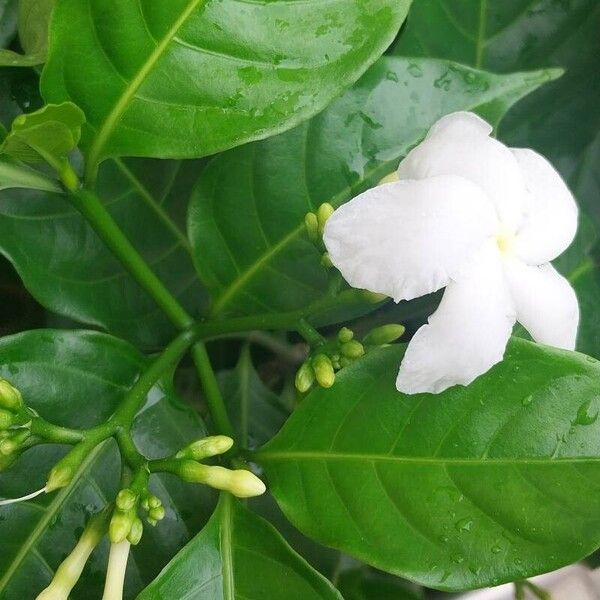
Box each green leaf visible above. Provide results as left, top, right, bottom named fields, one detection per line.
left=0, top=329, right=215, bottom=600
left=0, top=158, right=207, bottom=349
left=188, top=56, right=558, bottom=319
left=0, top=156, right=61, bottom=192
left=0, top=0, right=54, bottom=66
left=0, top=0, right=18, bottom=49
left=0, top=102, right=84, bottom=166
left=256, top=341, right=600, bottom=591
left=137, top=493, right=342, bottom=600
left=41, top=0, right=411, bottom=177
left=218, top=345, right=288, bottom=449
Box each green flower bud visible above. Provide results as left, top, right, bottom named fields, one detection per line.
left=176, top=435, right=234, bottom=461
left=304, top=212, right=319, bottom=243
left=116, top=488, right=137, bottom=511
left=149, top=505, right=165, bottom=521
left=363, top=323, right=406, bottom=345
left=109, top=509, right=134, bottom=544
left=317, top=203, right=334, bottom=234
left=337, top=327, right=354, bottom=343
left=46, top=442, right=89, bottom=492
left=0, top=430, right=29, bottom=456
left=127, top=518, right=144, bottom=545
left=339, top=357, right=353, bottom=368
left=147, top=517, right=158, bottom=527
left=0, top=409, right=14, bottom=430
left=147, top=495, right=162, bottom=509
left=0, top=379, right=22, bottom=412
left=294, top=361, right=315, bottom=394
left=175, top=461, right=265, bottom=497
left=140, top=497, right=150, bottom=511
left=312, top=354, right=335, bottom=389
left=341, top=340, right=365, bottom=359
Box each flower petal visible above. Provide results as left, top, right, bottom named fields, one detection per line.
left=397, top=111, right=526, bottom=229
left=396, top=243, right=516, bottom=394
left=512, top=148, right=578, bottom=264
left=504, top=259, right=579, bottom=350
left=323, top=175, right=497, bottom=302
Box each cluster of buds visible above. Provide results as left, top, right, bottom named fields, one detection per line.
left=304, top=202, right=334, bottom=267
left=295, top=323, right=405, bottom=394
left=171, top=435, right=266, bottom=498
left=0, top=379, right=33, bottom=471
left=109, top=487, right=156, bottom=546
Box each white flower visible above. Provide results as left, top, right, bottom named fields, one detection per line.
left=323, top=111, right=579, bottom=394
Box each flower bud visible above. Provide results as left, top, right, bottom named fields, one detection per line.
left=176, top=435, right=234, bottom=461
left=148, top=505, right=165, bottom=521
left=46, top=442, right=89, bottom=492
left=116, top=489, right=137, bottom=511
left=320, top=252, right=333, bottom=268
left=312, top=354, right=335, bottom=388
left=147, top=495, right=162, bottom=509
left=0, top=379, right=23, bottom=412
left=341, top=340, right=365, bottom=359
left=317, top=203, right=334, bottom=234
left=363, top=323, right=406, bottom=345
left=304, top=212, right=319, bottom=243
left=0, top=409, right=14, bottom=430
left=102, top=541, right=130, bottom=600
left=337, top=327, right=354, bottom=343
left=228, top=470, right=267, bottom=498
left=109, top=510, right=134, bottom=544
left=127, top=518, right=143, bottom=545
left=294, top=361, right=315, bottom=393
left=0, top=430, right=29, bottom=456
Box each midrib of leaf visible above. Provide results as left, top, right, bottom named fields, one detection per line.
left=0, top=440, right=109, bottom=593
left=220, top=495, right=235, bottom=600
left=85, top=0, right=207, bottom=178
left=113, top=158, right=194, bottom=256
left=256, top=451, right=600, bottom=466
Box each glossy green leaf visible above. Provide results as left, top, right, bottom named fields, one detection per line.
left=0, top=329, right=214, bottom=600
left=257, top=341, right=600, bottom=591
left=138, top=493, right=342, bottom=600
left=0, top=0, right=54, bottom=67
left=41, top=0, right=411, bottom=176
left=0, top=102, right=84, bottom=166
left=0, top=156, right=61, bottom=192
left=218, top=345, right=288, bottom=449
left=338, top=567, right=423, bottom=600
left=0, top=0, right=18, bottom=49
left=0, top=158, right=207, bottom=349
left=188, top=56, right=558, bottom=319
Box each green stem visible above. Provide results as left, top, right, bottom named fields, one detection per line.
left=30, top=417, right=85, bottom=445
left=116, top=430, right=146, bottom=470
left=68, top=188, right=193, bottom=330
left=192, top=343, right=235, bottom=438
left=297, top=318, right=326, bottom=347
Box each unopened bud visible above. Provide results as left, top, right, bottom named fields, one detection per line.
left=116, top=489, right=137, bottom=511
left=317, top=203, right=334, bottom=234
left=294, top=362, right=315, bottom=393
left=149, top=505, right=165, bottom=521
left=109, top=510, right=134, bottom=544
left=147, top=495, right=162, bottom=509
left=320, top=253, right=333, bottom=268
left=127, top=518, right=144, bottom=545
left=0, top=409, right=14, bottom=430
left=378, top=171, right=399, bottom=185
left=0, top=430, right=29, bottom=456
left=363, top=324, right=406, bottom=345
left=176, top=435, right=234, bottom=461
left=338, top=327, right=353, bottom=343
left=341, top=340, right=365, bottom=359
left=304, top=212, right=319, bottom=242
left=312, top=354, right=335, bottom=388
left=228, top=470, right=267, bottom=498
left=0, top=379, right=22, bottom=412
left=46, top=442, right=89, bottom=492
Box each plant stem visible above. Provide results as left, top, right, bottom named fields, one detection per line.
left=30, top=417, right=85, bottom=445
left=297, top=318, right=326, bottom=347
left=68, top=188, right=193, bottom=330
left=192, top=344, right=235, bottom=438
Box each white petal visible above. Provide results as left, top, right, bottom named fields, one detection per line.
left=512, top=148, right=578, bottom=264
left=396, top=243, right=516, bottom=394
left=504, top=259, right=579, bottom=350
left=323, top=175, right=497, bottom=302
left=397, top=112, right=526, bottom=229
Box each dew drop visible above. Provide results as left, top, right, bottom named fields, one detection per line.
left=386, top=70, right=399, bottom=82
left=522, top=395, right=533, bottom=406
left=491, top=545, right=502, bottom=554
left=455, top=517, right=474, bottom=532
left=574, top=399, right=598, bottom=426
left=452, top=554, right=465, bottom=564
left=407, top=63, right=423, bottom=78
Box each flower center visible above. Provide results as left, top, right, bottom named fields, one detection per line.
left=495, top=226, right=516, bottom=256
